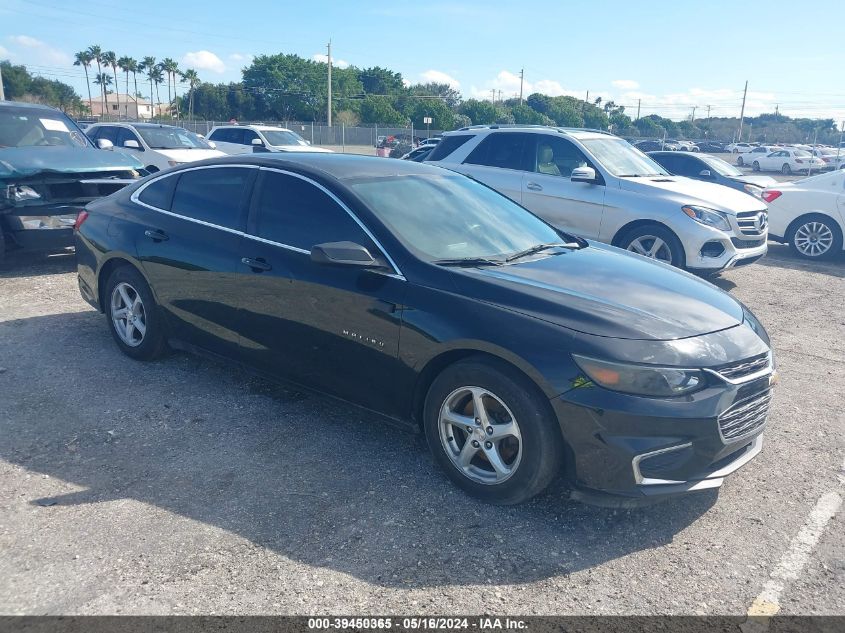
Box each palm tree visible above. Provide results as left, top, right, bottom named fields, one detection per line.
left=87, top=45, right=104, bottom=113
left=102, top=51, right=119, bottom=120
left=161, top=58, right=179, bottom=119
left=124, top=58, right=140, bottom=119
left=140, top=56, right=156, bottom=115
left=93, top=73, right=113, bottom=116
left=118, top=56, right=133, bottom=119
left=151, top=66, right=165, bottom=118
left=181, top=69, right=200, bottom=120
left=73, top=51, right=94, bottom=114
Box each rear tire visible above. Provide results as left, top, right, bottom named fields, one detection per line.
left=786, top=214, right=842, bottom=261
left=782, top=163, right=791, bottom=175
left=618, top=224, right=686, bottom=269
left=423, top=357, right=563, bottom=505
left=104, top=265, right=168, bottom=360
left=753, top=161, right=761, bottom=172
left=737, top=156, right=745, bottom=166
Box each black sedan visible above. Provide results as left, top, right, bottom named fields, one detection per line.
left=75, top=154, right=776, bottom=505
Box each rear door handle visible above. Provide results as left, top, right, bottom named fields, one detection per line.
left=144, top=228, right=169, bottom=241
left=241, top=257, right=272, bottom=272
left=526, top=182, right=543, bottom=191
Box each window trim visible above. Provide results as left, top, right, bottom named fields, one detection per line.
left=129, top=164, right=405, bottom=281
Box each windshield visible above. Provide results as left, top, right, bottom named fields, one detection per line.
left=137, top=127, right=211, bottom=150
left=793, top=150, right=811, bottom=157
left=699, top=154, right=744, bottom=177
left=261, top=130, right=308, bottom=146
left=0, top=106, right=90, bottom=149
left=348, top=173, right=564, bottom=262
left=581, top=137, right=669, bottom=177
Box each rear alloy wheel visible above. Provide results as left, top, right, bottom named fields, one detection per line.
left=620, top=225, right=685, bottom=268
left=782, top=163, right=791, bottom=175
left=105, top=265, right=168, bottom=360
left=737, top=156, right=745, bottom=166
left=788, top=215, right=842, bottom=260
left=753, top=161, right=761, bottom=172
left=424, top=358, right=563, bottom=504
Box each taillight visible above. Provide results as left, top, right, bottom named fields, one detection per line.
left=73, top=210, right=89, bottom=231
left=762, top=190, right=782, bottom=203
left=795, top=159, right=803, bottom=163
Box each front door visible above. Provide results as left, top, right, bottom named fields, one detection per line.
left=236, top=168, right=407, bottom=417
left=520, top=134, right=606, bottom=239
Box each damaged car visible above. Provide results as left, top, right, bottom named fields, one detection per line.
left=0, top=101, right=142, bottom=261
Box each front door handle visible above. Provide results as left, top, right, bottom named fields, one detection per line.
left=144, top=228, right=169, bottom=241
left=241, top=257, right=272, bottom=272
left=526, top=182, right=543, bottom=191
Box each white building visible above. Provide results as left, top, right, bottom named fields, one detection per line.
left=82, top=94, right=156, bottom=120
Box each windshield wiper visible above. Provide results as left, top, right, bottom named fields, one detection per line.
left=432, top=257, right=504, bottom=267
left=505, top=242, right=580, bottom=263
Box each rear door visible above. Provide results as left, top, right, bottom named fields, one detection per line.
left=237, top=168, right=407, bottom=416
left=208, top=128, right=249, bottom=155
left=134, top=165, right=257, bottom=357
left=520, top=134, right=606, bottom=239
left=457, top=132, right=532, bottom=203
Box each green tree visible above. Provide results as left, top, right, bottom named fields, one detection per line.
left=406, top=98, right=455, bottom=130
left=139, top=57, right=157, bottom=111
left=93, top=72, right=113, bottom=115
left=358, top=66, right=404, bottom=95
left=510, top=102, right=555, bottom=126
left=87, top=45, right=104, bottom=112
left=181, top=69, right=200, bottom=120
left=459, top=99, right=500, bottom=125
left=360, top=95, right=406, bottom=125
left=161, top=58, right=180, bottom=118
left=409, top=82, right=462, bottom=109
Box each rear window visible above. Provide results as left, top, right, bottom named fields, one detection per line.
left=138, top=175, right=177, bottom=210
left=427, top=134, right=473, bottom=161
left=170, top=167, right=251, bottom=230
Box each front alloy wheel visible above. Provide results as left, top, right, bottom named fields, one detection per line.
left=438, top=386, right=522, bottom=485
left=627, top=235, right=674, bottom=263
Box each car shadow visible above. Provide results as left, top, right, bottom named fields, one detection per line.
left=0, top=310, right=718, bottom=588
left=0, top=249, right=76, bottom=279
left=757, top=242, right=844, bottom=278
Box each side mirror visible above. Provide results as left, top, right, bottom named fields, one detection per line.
left=123, top=139, right=140, bottom=149
left=571, top=166, right=598, bottom=184
left=310, top=241, right=381, bottom=268
left=251, top=138, right=264, bottom=146
left=698, top=169, right=713, bottom=178
left=97, top=138, right=114, bottom=150
left=207, top=141, right=217, bottom=149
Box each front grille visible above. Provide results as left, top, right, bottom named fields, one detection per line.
left=718, top=390, right=772, bottom=441
left=731, top=237, right=766, bottom=248
left=736, top=210, right=768, bottom=236
left=713, top=352, right=771, bottom=381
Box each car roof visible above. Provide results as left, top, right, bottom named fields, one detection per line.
left=447, top=124, right=613, bottom=140
left=212, top=124, right=294, bottom=132
left=0, top=101, right=63, bottom=113
left=91, top=122, right=186, bottom=130
left=163, top=152, right=445, bottom=182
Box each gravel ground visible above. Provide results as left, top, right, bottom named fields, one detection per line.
left=0, top=243, right=843, bottom=616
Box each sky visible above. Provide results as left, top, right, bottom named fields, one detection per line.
left=1, top=0, right=843, bottom=124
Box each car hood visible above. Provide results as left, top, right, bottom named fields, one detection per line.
left=268, top=145, right=333, bottom=153
left=729, top=174, right=778, bottom=187
left=0, top=146, right=142, bottom=178
left=618, top=175, right=766, bottom=213
left=155, top=148, right=227, bottom=162
left=448, top=244, right=744, bottom=341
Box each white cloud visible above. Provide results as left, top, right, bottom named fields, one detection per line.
left=612, top=79, right=639, bottom=90
left=181, top=50, right=226, bottom=74
left=419, top=69, right=460, bottom=89
left=228, top=53, right=254, bottom=63
left=469, top=70, right=581, bottom=100
left=312, top=54, right=349, bottom=69
left=4, top=35, right=70, bottom=66
left=0, top=45, right=9, bottom=58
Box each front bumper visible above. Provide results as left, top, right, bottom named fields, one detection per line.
left=552, top=364, right=774, bottom=503
left=0, top=209, right=78, bottom=250
left=683, top=211, right=769, bottom=271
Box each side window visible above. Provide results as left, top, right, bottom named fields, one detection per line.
left=464, top=133, right=531, bottom=171
left=138, top=175, right=177, bottom=210
left=533, top=136, right=589, bottom=178
left=116, top=128, right=141, bottom=149
left=253, top=172, right=374, bottom=252
left=427, top=134, right=473, bottom=161
left=242, top=129, right=260, bottom=145
left=171, top=167, right=251, bottom=230
left=94, top=126, right=119, bottom=144
left=670, top=156, right=698, bottom=177
left=207, top=128, right=223, bottom=142
left=656, top=154, right=678, bottom=174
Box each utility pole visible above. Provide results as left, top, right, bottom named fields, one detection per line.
left=326, top=40, right=332, bottom=127
left=691, top=106, right=696, bottom=122
left=490, top=88, right=496, bottom=102
left=497, top=90, right=502, bottom=102
left=583, top=90, right=589, bottom=115
left=519, top=68, right=524, bottom=104
left=737, top=80, right=748, bottom=142
left=706, top=104, right=711, bottom=123
left=0, top=64, right=5, bottom=100
left=636, top=98, right=641, bottom=122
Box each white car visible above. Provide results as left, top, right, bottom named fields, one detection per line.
left=810, top=147, right=845, bottom=170
left=749, top=149, right=827, bottom=175
left=736, top=146, right=777, bottom=167
left=726, top=142, right=754, bottom=153
left=86, top=123, right=225, bottom=173
left=426, top=125, right=768, bottom=273
left=207, top=125, right=332, bottom=155
left=764, top=170, right=845, bottom=259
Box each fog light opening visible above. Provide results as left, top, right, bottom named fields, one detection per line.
left=700, top=241, right=726, bottom=258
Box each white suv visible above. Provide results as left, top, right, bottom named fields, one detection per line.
left=426, top=126, right=768, bottom=273
left=207, top=124, right=332, bottom=155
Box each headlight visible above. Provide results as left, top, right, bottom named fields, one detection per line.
left=572, top=354, right=704, bottom=397
left=4, top=185, right=42, bottom=202
left=743, top=184, right=764, bottom=198
left=682, top=205, right=731, bottom=232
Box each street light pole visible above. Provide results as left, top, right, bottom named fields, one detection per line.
left=0, top=64, right=5, bottom=100
left=327, top=40, right=332, bottom=128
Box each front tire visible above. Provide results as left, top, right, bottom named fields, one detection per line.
left=104, top=265, right=168, bottom=360
left=737, top=156, right=745, bottom=166
left=423, top=357, right=563, bottom=505
left=787, top=214, right=842, bottom=260
left=619, top=224, right=686, bottom=268
left=782, top=163, right=791, bottom=175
